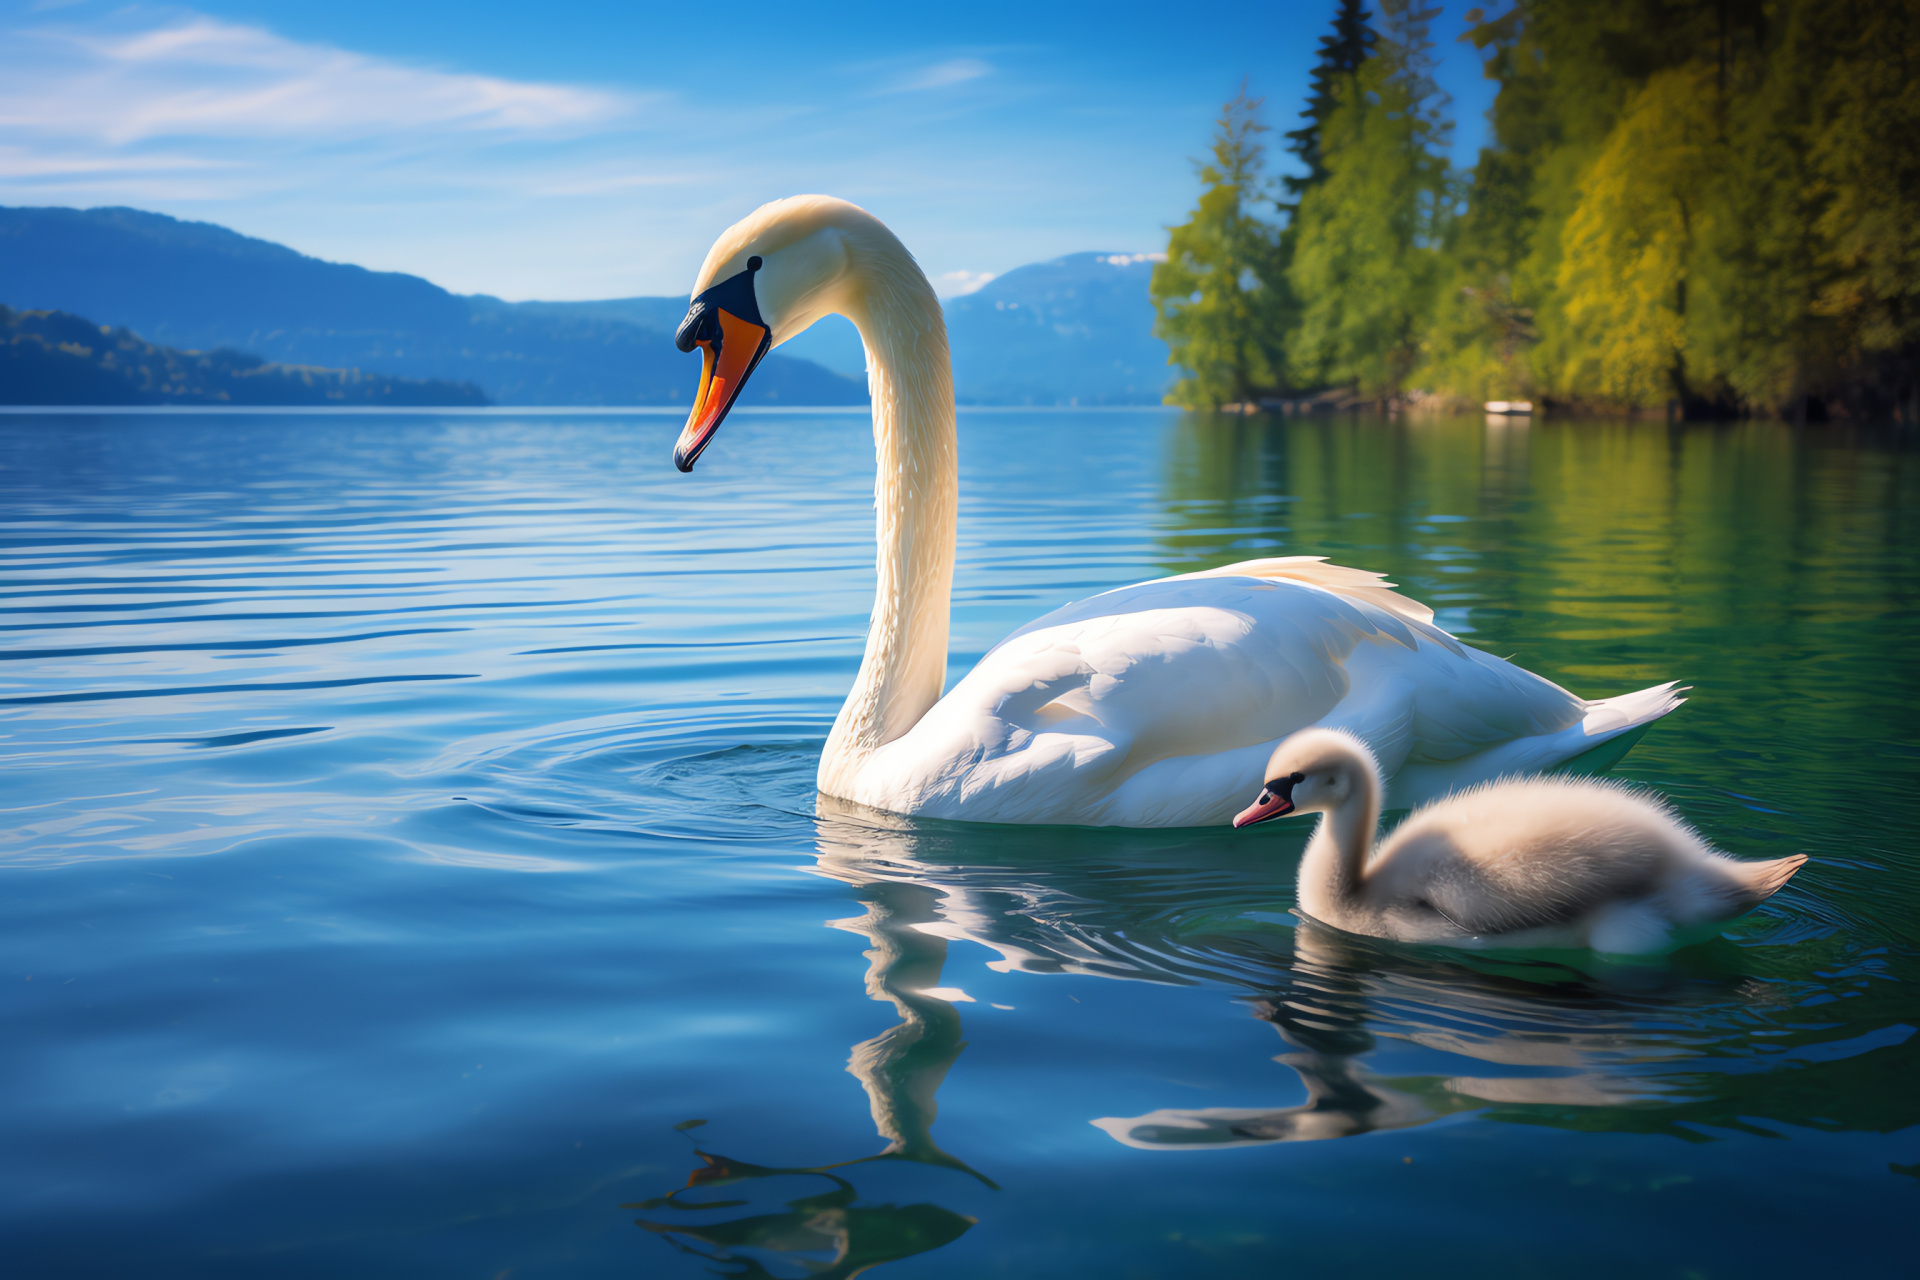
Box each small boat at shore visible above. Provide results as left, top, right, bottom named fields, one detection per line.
left=1485, top=400, right=1533, bottom=415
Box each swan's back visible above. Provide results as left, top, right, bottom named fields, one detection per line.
left=880, top=558, right=1589, bottom=825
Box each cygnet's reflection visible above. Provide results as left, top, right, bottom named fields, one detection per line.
left=1094, top=1005, right=1436, bottom=1149
left=1094, top=921, right=1671, bottom=1149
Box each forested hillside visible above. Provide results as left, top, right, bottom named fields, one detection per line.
left=1, top=307, right=487, bottom=406
left=1155, top=0, right=1919, bottom=420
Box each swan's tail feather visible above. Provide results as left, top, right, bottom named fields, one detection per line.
left=1732, top=853, right=1808, bottom=903
left=1582, top=680, right=1688, bottom=737
left=1386, top=680, right=1685, bottom=809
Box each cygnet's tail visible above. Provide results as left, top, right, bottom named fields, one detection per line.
left=1731, top=853, right=1808, bottom=904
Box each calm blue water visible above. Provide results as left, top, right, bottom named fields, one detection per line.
left=2, top=408, right=1915, bottom=1277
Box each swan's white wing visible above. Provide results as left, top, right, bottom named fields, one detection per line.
left=854, top=570, right=1590, bottom=826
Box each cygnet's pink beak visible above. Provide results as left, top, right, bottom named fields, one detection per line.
left=1232, top=786, right=1296, bottom=829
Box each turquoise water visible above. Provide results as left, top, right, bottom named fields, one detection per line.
left=2, top=408, right=1915, bottom=1277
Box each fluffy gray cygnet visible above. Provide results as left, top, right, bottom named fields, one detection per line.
left=1234, top=728, right=1806, bottom=954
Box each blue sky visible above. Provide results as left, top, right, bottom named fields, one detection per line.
left=0, top=0, right=1497, bottom=300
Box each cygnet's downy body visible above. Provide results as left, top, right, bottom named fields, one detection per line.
left=1233, top=728, right=1806, bottom=954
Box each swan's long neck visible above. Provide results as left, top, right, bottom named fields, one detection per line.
left=1297, top=762, right=1381, bottom=921
left=817, top=242, right=957, bottom=796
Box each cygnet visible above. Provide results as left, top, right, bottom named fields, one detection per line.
left=1233, top=728, right=1806, bottom=954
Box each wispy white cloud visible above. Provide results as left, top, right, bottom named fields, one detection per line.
left=934, top=269, right=996, bottom=297
left=885, top=57, right=991, bottom=94
left=0, top=144, right=234, bottom=178
left=0, top=10, right=1187, bottom=299
left=0, top=14, right=633, bottom=144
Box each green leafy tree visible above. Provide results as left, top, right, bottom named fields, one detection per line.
left=1152, top=90, right=1291, bottom=408
left=1165, top=0, right=1918, bottom=419
left=1419, top=5, right=1544, bottom=400
left=1287, top=1, right=1456, bottom=396
left=1431, top=0, right=1917, bottom=418
left=1553, top=65, right=1718, bottom=406
left=1805, top=0, right=1920, bottom=417
left=1685, top=8, right=1831, bottom=415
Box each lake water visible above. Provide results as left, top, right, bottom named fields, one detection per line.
left=2, top=408, right=1915, bottom=1277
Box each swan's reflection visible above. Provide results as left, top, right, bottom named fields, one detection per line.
left=627, top=1147, right=975, bottom=1279
left=807, top=800, right=1915, bottom=1152
left=829, top=879, right=998, bottom=1186
left=629, top=811, right=995, bottom=1276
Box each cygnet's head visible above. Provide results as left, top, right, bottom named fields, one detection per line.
left=1232, top=728, right=1378, bottom=829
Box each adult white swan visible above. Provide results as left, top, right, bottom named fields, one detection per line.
left=670, top=196, right=1681, bottom=826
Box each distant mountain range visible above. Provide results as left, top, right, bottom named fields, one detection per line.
left=0, top=206, right=1173, bottom=406
left=946, top=252, right=1170, bottom=405
left=0, top=207, right=858, bottom=408
left=1, top=305, right=486, bottom=406
left=523, top=252, right=1174, bottom=406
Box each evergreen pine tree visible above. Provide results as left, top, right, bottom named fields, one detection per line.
left=1286, top=1, right=1456, bottom=396
left=1282, top=0, right=1380, bottom=206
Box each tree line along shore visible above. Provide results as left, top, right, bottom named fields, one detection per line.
left=0, top=306, right=488, bottom=407
left=1154, top=0, right=1918, bottom=423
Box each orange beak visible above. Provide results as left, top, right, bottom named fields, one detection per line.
left=673, top=258, right=772, bottom=472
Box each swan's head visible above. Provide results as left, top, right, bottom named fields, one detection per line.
left=1233, top=729, right=1378, bottom=828
left=672, top=195, right=894, bottom=472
